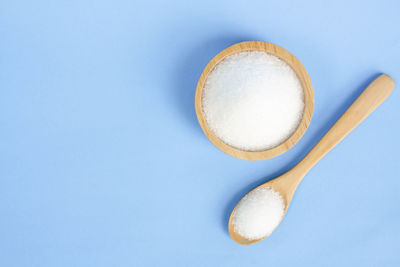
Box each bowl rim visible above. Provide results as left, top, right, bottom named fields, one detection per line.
left=195, top=41, right=314, bottom=160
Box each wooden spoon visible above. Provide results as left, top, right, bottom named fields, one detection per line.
left=228, top=74, right=395, bottom=245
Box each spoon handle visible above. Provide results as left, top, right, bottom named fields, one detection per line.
left=295, top=74, right=394, bottom=176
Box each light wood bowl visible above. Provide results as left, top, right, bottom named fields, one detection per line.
left=195, top=41, right=314, bottom=160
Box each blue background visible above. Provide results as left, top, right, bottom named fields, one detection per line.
left=1, top=0, right=399, bottom=266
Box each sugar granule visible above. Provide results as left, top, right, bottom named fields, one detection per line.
left=232, top=187, right=285, bottom=240
left=202, top=51, right=304, bottom=151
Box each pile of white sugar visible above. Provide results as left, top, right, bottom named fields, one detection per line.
left=202, top=51, right=304, bottom=151
left=232, top=187, right=285, bottom=240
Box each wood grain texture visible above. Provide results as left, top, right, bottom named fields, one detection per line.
left=228, top=74, right=395, bottom=245
left=195, top=41, right=314, bottom=160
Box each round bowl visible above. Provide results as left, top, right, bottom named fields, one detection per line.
left=195, top=41, right=314, bottom=160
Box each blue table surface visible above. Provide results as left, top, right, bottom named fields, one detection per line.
left=1, top=0, right=399, bottom=266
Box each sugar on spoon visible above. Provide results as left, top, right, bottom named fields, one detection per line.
left=228, top=74, right=394, bottom=245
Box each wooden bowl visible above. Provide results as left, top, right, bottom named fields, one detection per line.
left=195, top=41, right=314, bottom=160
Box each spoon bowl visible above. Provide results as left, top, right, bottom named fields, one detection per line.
left=228, top=74, right=395, bottom=244
left=195, top=41, right=314, bottom=160
left=228, top=168, right=301, bottom=245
